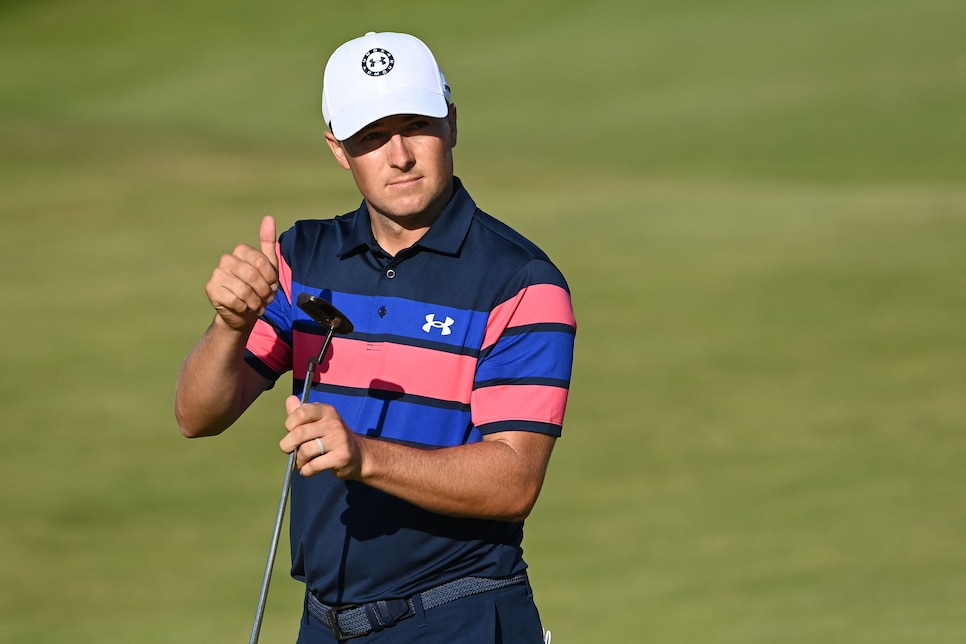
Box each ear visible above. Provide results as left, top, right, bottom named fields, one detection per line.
left=447, top=103, right=458, bottom=148
left=324, top=131, right=352, bottom=170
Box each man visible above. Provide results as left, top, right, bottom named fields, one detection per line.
left=175, top=31, right=575, bottom=643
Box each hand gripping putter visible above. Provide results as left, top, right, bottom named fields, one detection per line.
left=250, top=293, right=354, bottom=644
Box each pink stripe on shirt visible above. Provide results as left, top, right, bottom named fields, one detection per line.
left=294, top=333, right=478, bottom=404
left=472, top=383, right=569, bottom=427
left=277, top=250, right=293, bottom=303
left=483, top=284, right=575, bottom=351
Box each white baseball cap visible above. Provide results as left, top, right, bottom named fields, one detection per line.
left=322, top=32, right=451, bottom=141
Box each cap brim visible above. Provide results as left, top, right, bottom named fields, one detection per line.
left=330, top=88, right=449, bottom=141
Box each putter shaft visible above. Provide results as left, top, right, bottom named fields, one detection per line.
left=249, top=325, right=336, bottom=644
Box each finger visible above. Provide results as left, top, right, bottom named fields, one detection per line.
left=279, top=397, right=301, bottom=454
left=259, top=215, right=279, bottom=273
left=226, top=247, right=277, bottom=299
left=298, top=434, right=344, bottom=475
left=296, top=436, right=328, bottom=470
left=299, top=452, right=334, bottom=477
left=289, top=428, right=336, bottom=470
left=279, top=399, right=322, bottom=454
left=283, top=402, right=336, bottom=434
left=208, top=262, right=274, bottom=315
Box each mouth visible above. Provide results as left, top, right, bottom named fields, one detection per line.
left=388, top=175, right=422, bottom=188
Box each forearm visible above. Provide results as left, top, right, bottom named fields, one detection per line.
left=174, top=317, right=265, bottom=437
left=355, top=432, right=555, bottom=522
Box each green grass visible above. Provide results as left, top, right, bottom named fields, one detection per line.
left=1, top=0, right=964, bottom=641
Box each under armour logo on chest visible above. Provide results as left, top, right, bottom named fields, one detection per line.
left=422, top=314, right=455, bottom=336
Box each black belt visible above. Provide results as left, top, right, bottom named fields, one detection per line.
left=307, top=573, right=527, bottom=641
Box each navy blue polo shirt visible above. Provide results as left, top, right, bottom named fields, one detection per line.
left=245, top=177, right=576, bottom=604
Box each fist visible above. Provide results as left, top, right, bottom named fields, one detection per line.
left=205, top=215, right=279, bottom=330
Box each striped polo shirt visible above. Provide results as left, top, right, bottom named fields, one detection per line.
left=245, top=177, right=576, bottom=604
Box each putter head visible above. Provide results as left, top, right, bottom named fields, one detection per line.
left=297, top=293, right=354, bottom=334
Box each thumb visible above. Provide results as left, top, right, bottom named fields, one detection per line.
left=259, top=215, right=278, bottom=272
left=285, top=394, right=301, bottom=416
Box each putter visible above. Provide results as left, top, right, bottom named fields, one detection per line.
left=249, top=294, right=354, bottom=644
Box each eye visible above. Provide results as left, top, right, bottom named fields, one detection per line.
left=360, top=130, right=387, bottom=143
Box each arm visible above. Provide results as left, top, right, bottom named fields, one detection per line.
left=280, top=397, right=555, bottom=522
left=175, top=317, right=273, bottom=437
left=174, top=216, right=279, bottom=437
left=359, top=430, right=555, bottom=522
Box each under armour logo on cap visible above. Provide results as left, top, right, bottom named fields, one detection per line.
left=362, top=48, right=394, bottom=76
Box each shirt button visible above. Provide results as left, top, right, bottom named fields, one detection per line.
left=378, top=306, right=387, bottom=317
left=386, top=269, right=396, bottom=279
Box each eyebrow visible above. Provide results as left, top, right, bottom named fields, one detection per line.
left=360, top=114, right=429, bottom=132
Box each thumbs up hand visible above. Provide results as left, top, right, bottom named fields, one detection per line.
left=205, top=215, right=281, bottom=332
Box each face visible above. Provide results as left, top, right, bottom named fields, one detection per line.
left=325, top=106, right=458, bottom=229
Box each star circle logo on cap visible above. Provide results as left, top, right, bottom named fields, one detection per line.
left=361, top=48, right=394, bottom=77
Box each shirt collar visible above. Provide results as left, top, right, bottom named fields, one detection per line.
left=338, top=177, right=475, bottom=258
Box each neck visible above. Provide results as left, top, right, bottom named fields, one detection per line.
left=369, top=215, right=431, bottom=257
left=367, top=178, right=455, bottom=256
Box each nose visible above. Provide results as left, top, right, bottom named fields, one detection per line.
left=387, top=133, right=415, bottom=171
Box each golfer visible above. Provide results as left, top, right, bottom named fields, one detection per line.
left=176, top=31, right=576, bottom=643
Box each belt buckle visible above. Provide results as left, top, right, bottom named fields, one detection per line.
left=326, top=604, right=361, bottom=641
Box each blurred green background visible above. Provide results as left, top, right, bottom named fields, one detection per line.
left=1, top=0, right=964, bottom=641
